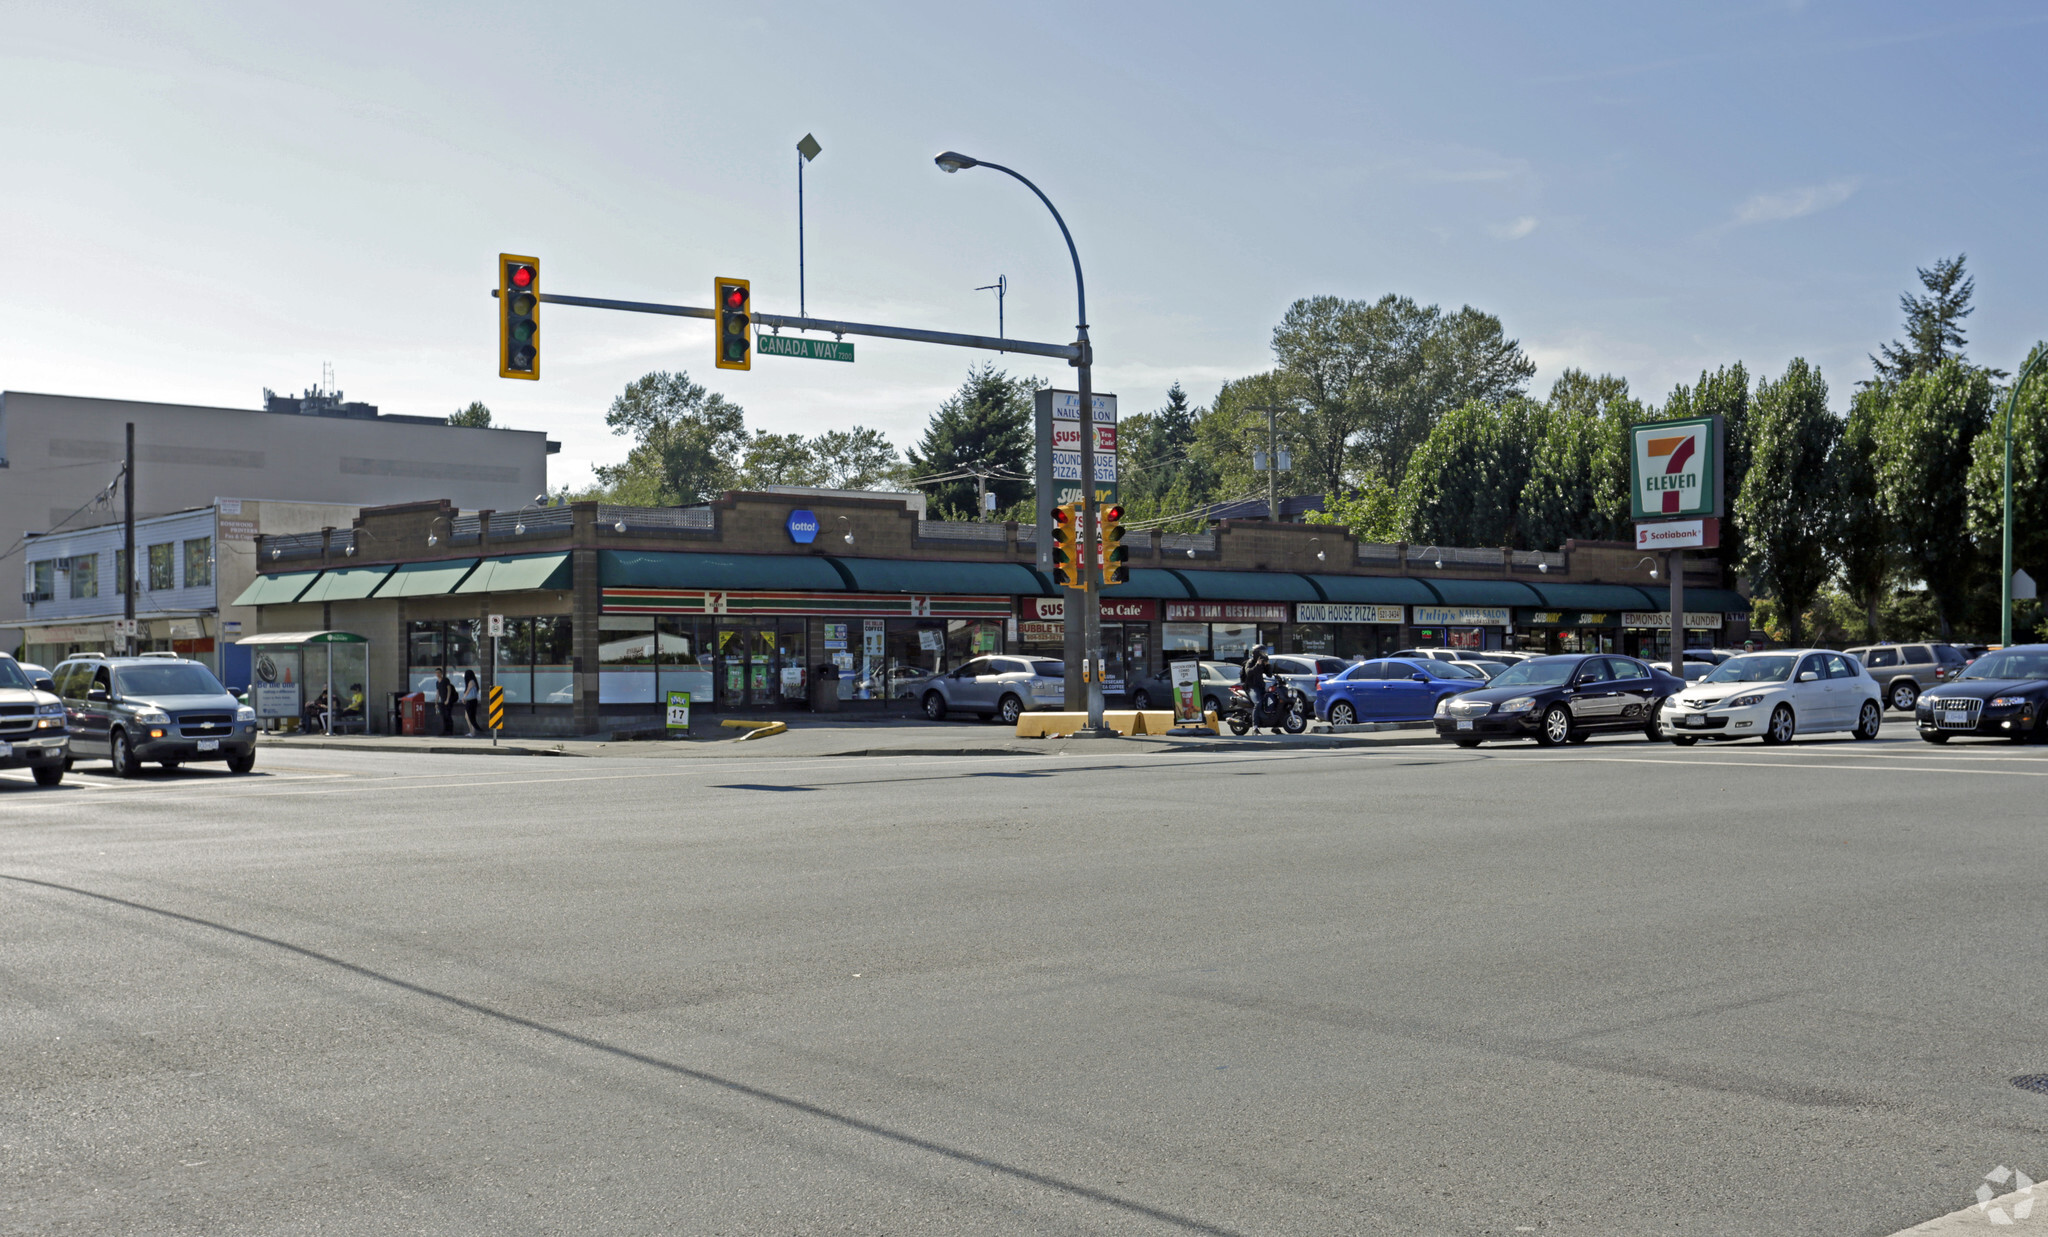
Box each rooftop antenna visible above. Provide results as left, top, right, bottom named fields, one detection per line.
left=975, top=275, right=1007, bottom=351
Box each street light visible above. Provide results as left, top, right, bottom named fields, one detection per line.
left=2001, top=345, right=2046, bottom=647
left=1635, top=556, right=1661, bottom=580
left=936, top=149, right=1105, bottom=731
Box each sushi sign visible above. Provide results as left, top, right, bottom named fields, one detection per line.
left=1629, top=415, right=1723, bottom=521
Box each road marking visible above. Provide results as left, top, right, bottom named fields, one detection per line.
left=1886, top=1186, right=2036, bottom=1233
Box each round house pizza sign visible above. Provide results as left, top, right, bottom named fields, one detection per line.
left=1629, top=415, right=1723, bottom=521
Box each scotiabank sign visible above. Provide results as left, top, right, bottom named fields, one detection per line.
left=1025, top=597, right=1156, bottom=621
left=1164, top=602, right=1289, bottom=622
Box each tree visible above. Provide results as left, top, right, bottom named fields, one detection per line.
left=1873, top=358, right=1995, bottom=639
left=1518, top=370, right=1643, bottom=548
left=1121, top=383, right=1217, bottom=510
left=1302, top=477, right=1402, bottom=543
left=809, top=427, right=899, bottom=490
left=1191, top=372, right=1293, bottom=510
left=1967, top=343, right=2048, bottom=609
left=593, top=371, right=748, bottom=505
left=1833, top=387, right=1894, bottom=641
left=1737, top=359, right=1839, bottom=646
left=736, top=432, right=826, bottom=488
left=1660, top=364, right=1752, bottom=572
left=1871, top=254, right=1978, bottom=384
left=1399, top=398, right=1543, bottom=548
left=906, top=362, right=1040, bottom=517
left=448, top=401, right=492, bottom=428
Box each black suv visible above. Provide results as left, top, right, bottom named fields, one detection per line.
left=52, top=655, right=258, bottom=777
left=0, top=654, right=69, bottom=786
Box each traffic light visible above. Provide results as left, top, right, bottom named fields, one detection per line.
left=715, top=277, right=751, bottom=370
left=1100, top=503, right=1129, bottom=585
left=1051, top=503, right=1083, bottom=589
left=499, top=254, right=539, bottom=379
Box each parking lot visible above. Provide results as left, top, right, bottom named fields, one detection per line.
left=5, top=725, right=2045, bottom=1235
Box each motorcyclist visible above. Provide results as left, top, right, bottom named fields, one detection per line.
left=1239, top=646, right=1279, bottom=728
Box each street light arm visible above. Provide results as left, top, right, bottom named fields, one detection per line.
left=961, top=159, right=1087, bottom=333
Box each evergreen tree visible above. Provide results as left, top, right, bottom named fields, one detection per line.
left=448, top=401, right=492, bottom=428
left=1121, top=382, right=1216, bottom=511
left=1737, top=359, right=1839, bottom=646
left=906, top=362, right=1041, bottom=517
left=1871, top=254, right=1978, bottom=384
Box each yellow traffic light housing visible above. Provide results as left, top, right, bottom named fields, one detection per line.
left=715, top=277, right=751, bottom=370
left=1051, top=503, right=1083, bottom=589
left=499, top=254, right=539, bottom=379
left=1100, top=503, right=1129, bottom=585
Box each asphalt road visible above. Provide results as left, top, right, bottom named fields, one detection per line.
left=4, top=729, right=2046, bottom=1235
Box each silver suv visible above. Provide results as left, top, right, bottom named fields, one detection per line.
left=919, top=656, right=1065, bottom=724
left=1843, top=643, right=1965, bottom=711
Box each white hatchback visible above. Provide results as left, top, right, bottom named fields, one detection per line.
left=1660, top=649, right=1883, bottom=745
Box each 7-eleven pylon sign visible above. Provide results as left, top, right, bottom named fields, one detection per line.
left=1630, top=415, right=1724, bottom=521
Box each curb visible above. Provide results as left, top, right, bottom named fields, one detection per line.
left=262, top=739, right=584, bottom=758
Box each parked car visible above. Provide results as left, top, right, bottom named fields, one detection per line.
left=918, top=655, right=1065, bottom=724
left=51, top=654, right=257, bottom=776
left=1451, top=659, right=1511, bottom=681
left=1947, top=643, right=1991, bottom=666
left=1679, top=660, right=1718, bottom=683
left=1316, top=658, right=1479, bottom=726
left=1126, top=661, right=1245, bottom=716
left=1431, top=653, right=1685, bottom=747
left=14, top=660, right=54, bottom=685
left=0, top=654, right=69, bottom=786
left=1914, top=645, right=2048, bottom=743
left=1267, top=654, right=1351, bottom=710
left=1660, top=650, right=1882, bottom=745
left=1842, top=642, right=1966, bottom=710
left=1389, top=647, right=1464, bottom=663
left=1683, top=648, right=1732, bottom=665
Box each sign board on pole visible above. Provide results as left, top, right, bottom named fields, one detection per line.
left=1032, top=389, right=1118, bottom=567
left=757, top=335, right=855, bottom=362
left=486, top=684, right=505, bottom=731
left=1628, top=416, right=1724, bottom=520
left=2014, top=569, right=2038, bottom=602
left=487, top=614, right=505, bottom=638
left=665, top=690, right=692, bottom=733
left=1634, top=517, right=1720, bottom=551
left=1169, top=660, right=1207, bottom=728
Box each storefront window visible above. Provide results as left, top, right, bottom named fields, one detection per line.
left=1290, top=623, right=1396, bottom=660
left=599, top=616, right=656, bottom=703
left=68, top=554, right=98, bottom=600
left=945, top=619, right=1003, bottom=667
left=148, top=543, right=176, bottom=590
left=657, top=616, right=714, bottom=706
left=1162, top=622, right=1209, bottom=658
left=533, top=617, right=574, bottom=705
left=884, top=620, right=946, bottom=703
left=115, top=549, right=128, bottom=596
left=495, top=620, right=534, bottom=703
left=406, top=619, right=483, bottom=697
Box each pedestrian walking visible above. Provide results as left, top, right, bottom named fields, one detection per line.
left=435, top=668, right=457, bottom=736
left=461, top=669, right=482, bottom=736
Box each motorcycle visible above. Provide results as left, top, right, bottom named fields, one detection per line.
left=1224, top=677, right=1308, bottom=736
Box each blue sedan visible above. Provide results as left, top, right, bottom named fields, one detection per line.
left=1315, top=658, right=1485, bottom=725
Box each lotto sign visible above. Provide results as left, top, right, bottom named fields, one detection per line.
left=665, top=690, right=691, bottom=732
left=1630, top=415, right=1723, bottom=520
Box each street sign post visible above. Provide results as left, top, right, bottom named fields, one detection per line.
left=486, top=685, right=504, bottom=746
left=757, top=335, right=854, bottom=362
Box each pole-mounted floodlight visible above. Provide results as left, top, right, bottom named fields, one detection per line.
left=934, top=151, right=978, bottom=173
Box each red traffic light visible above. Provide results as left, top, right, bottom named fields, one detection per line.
left=723, top=284, right=748, bottom=309
left=1053, top=506, right=1073, bottom=525
left=509, top=265, right=534, bottom=289
left=1101, top=504, right=1123, bottom=522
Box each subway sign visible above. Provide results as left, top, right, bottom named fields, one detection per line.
left=1629, top=415, right=1723, bottom=521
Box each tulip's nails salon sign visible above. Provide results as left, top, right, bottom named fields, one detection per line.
left=786, top=510, right=820, bottom=544
left=1629, top=415, right=1723, bottom=521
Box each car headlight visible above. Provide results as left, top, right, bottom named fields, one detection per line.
left=1725, top=694, right=1765, bottom=709
left=132, top=708, right=171, bottom=724
left=36, top=702, right=64, bottom=718
left=1498, top=696, right=1536, bottom=714
left=1434, top=697, right=1450, bottom=716
left=237, top=705, right=257, bottom=721
left=1990, top=696, right=2028, bottom=708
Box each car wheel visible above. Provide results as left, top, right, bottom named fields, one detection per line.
left=1670, top=735, right=1699, bottom=747
left=1643, top=698, right=1667, bottom=742
left=1131, top=689, right=1151, bottom=710
left=997, top=694, right=1023, bottom=726
left=1889, top=680, right=1918, bottom=711
left=922, top=691, right=947, bottom=722
left=226, top=750, right=256, bottom=774
left=32, top=763, right=63, bottom=787
left=1853, top=700, right=1882, bottom=741
left=1762, top=704, right=1796, bottom=745
left=1920, top=732, right=1949, bottom=744
left=1329, top=701, right=1357, bottom=726
left=1203, top=695, right=1221, bottom=717
left=62, top=756, right=74, bottom=772
left=109, top=729, right=139, bottom=779
left=1535, top=704, right=1572, bottom=747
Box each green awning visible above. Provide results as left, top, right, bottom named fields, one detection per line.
left=830, top=557, right=1048, bottom=596
left=230, top=571, right=322, bottom=607
left=1426, top=578, right=1546, bottom=607
left=296, top=566, right=393, bottom=603
left=1102, top=568, right=1194, bottom=599
left=1527, top=582, right=1661, bottom=610
left=1170, top=570, right=1322, bottom=602
left=1306, top=574, right=1438, bottom=605
left=376, top=559, right=479, bottom=597
left=236, top=630, right=368, bottom=646
left=1683, top=587, right=1752, bottom=614
left=599, top=550, right=846, bottom=592
left=455, top=552, right=573, bottom=594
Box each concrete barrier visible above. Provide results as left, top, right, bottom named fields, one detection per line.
left=1014, top=710, right=1218, bottom=738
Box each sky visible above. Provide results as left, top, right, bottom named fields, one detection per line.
left=4, top=1, right=2045, bottom=491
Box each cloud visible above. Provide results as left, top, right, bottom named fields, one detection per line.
left=1722, top=177, right=1861, bottom=229
left=1488, top=216, right=1539, bottom=241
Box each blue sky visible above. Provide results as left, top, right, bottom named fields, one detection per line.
left=4, top=2, right=2044, bottom=489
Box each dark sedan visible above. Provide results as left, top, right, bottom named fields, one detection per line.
left=1432, top=653, right=1685, bottom=747
left=1914, top=645, right=2048, bottom=743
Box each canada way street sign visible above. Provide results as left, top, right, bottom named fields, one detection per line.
left=758, top=334, right=854, bottom=362
left=1629, top=414, right=1723, bottom=521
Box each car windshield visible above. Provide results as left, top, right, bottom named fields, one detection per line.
left=114, top=664, right=226, bottom=697
left=1960, top=651, right=2048, bottom=681
left=0, top=660, right=30, bottom=690
left=1487, top=660, right=1576, bottom=688
left=1703, top=654, right=1796, bottom=684
left=1434, top=662, right=1485, bottom=679
left=1029, top=661, right=1064, bottom=677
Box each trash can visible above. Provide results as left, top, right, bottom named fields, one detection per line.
left=399, top=692, right=429, bottom=736
left=810, top=663, right=841, bottom=713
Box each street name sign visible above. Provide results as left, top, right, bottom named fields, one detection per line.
left=758, top=335, right=854, bottom=362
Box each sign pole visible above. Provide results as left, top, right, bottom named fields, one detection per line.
left=1668, top=550, right=1685, bottom=674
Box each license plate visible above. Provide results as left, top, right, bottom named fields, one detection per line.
left=1941, top=711, right=1970, bottom=727
left=197, top=739, right=220, bottom=752
left=1455, top=718, right=1473, bottom=730
left=1681, top=715, right=1704, bottom=727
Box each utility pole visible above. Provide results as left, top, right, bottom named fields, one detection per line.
left=123, top=422, right=135, bottom=655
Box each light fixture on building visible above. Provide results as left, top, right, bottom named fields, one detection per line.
left=426, top=533, right=438, bottom=546
left=1636, top=555, right=1660, bottom=580
left=615, top=519, right=627, bottom=532
left=270, top=548, right=280, bottom=560
left=345, top=544, right=356, bottom=557
left=1537, top=561, right=1549, bottom=573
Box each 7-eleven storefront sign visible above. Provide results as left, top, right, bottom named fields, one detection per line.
left=1630, top=415, right=1723, bottom=521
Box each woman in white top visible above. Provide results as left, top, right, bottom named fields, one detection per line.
left=461, top=669, right=482, bottom=735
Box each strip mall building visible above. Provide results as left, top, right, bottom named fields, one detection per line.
left=233, top=491, right=1750, bottom=735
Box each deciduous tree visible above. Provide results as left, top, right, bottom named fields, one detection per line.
left=1873, top=358, right=1994, bottom=639
left=1738, top=359, right=1839, bottom=646
left=594, top=371, right=747, bottom=504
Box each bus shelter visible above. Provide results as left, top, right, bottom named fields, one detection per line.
left=236, top=631, right=369, bottom=732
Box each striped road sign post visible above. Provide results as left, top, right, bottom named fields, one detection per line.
left=487, top=685, right=505, bottom=745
